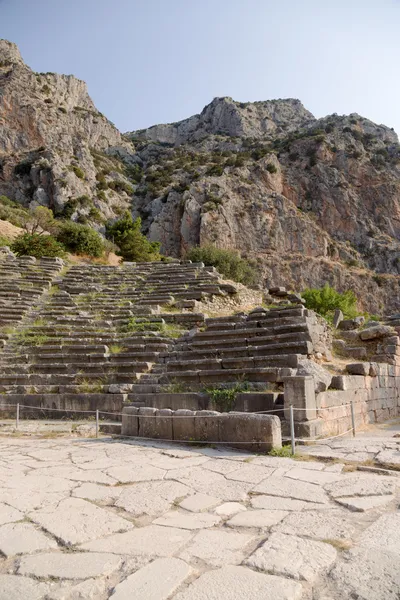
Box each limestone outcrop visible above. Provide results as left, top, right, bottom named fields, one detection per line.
left=1, top=39, right=400, bottom=312
left=0, top=40, right=134, bottom=224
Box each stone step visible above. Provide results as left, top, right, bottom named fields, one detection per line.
left=193, top=320, right=308, bottom=340
left=5, top=351, right=160, bottom=364
left=167, top=353, right=299, bottom=369
left=188, top=333, right=311, bottom=351
left=0, top=372, right=141, bottom=385
left=0, top=361, right=152, bottom=375
left=160, top=367, right=295, bottom=384
left=0, top=393, right=125, bottom=417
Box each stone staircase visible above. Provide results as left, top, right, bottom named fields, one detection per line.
left=126, top=306, right=325, bottom=415
left=0, top=253, right=64, bottom=350
left=0, top=260, right=240, bottom=416
left=0, top=256, right=332, bottom=430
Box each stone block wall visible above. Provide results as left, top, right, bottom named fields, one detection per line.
left=283, top=364, right=400, bottom=438
left=122, top=407, right=282, bottom=451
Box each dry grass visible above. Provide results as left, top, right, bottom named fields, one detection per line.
left=323, top=538, right=352, bottom=551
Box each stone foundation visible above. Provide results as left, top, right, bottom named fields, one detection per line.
left=122, top=407, right=282, bottom=451
left=283, top=364, right=400, bottom=438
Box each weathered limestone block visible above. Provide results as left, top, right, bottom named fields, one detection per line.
left=121, top=406, right=138, bottom=436
left=194, top=410, right=220, bottom=442
left=219, top=413, right=282, bottom=451
left=359, top=325, right=395, bottom=340
left=283, top=376, right=316, bottom=421
left=296, top=358, right=332, bottom=393
left=154, top=409, right=173, bottom=440
left=346, top=362, right=370, bottom=376
left=138, top=407, right=157, bottom=438
left=172, top=409, right=196, bottom=441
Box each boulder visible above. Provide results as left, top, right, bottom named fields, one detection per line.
left=296, top=359, right=332, bottom=393
left=332, top=309, right=343, bottom=328
left=359, top=325, right=395, bottom=341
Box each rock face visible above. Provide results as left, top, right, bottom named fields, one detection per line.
left=128, top=97, right=315, bottom=145
left=0, top=39, right=135, bottom=224
left=126, top=98, right=400, bottom=313
left=2, top=39, right=400, bottom=313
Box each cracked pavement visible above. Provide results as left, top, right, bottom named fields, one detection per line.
left=0, top=435, right=399, bottom=599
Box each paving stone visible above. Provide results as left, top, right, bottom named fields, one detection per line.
left=47, top=578, right=107, bottom=600
left=165, top=467, right=252, bottom=501
left=33, top=466, right=115, bottom=485
left=180, top=529, right=255, bottom=567
left=0, top=522, right=58, bottom=556
left=375, top=449, right=400, bottom=466
left=148, top=455, right=209, bottom=470
left=116, top=480, right=191, bottom=517
left=80, top=525, right=192, bottom=557
left=153, top=510, right=221, bottom=530
left=225, top=465, right=274, bottom=484
left=326, top=547, right=400, bottom=600
left=174, top=566, right=303, bottom=600
left=250, top=495, right=330, bottom=511
left=227, top=509, right=287, bottom=529
left=203, top=459, right=244, bottom=475
left=253, top=476, right=329, bottom=504
left=336, top=494, right=394, bottom=512
left=19, top=552, right=122, bottom=579
left=284, top=467, right=342, bottom=485
left=325, top=474, right=396, bottom=498
left=0, top=489, right=68, bottom=512
left=106, top=464, right=166, bottom=483
left=245, top=532, right=336, bottom=582
left=0, top=502, right=23, bottom=525
left=30, top=498, right=133, bottom=545
left=179, top=493, right=221, bottom=512
left=72, top=482, right=123, bottom=504
left=359, top=513, right=400, bottom=554
left=274, top=510, right=355, bottom=540
left=110, top=557, right=192, bottom=599
left=214, top=502, right=247, bottom=517
left=0, top=575, right=50, bottom=600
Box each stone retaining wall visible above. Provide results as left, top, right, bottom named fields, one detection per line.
left=0, top=394, right=125, bottom=419
left=283, top=364, right=400, bottom=438
left=122, top=407, right=282, bottom=451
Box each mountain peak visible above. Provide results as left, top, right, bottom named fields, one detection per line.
left=0, top=39, right=24, bottom=65
left=127, top=97, right=315, bottom=146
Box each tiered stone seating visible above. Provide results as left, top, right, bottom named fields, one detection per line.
left=0, top=261, right=236, bottom=415
left=127, top=306, right=315, bottom=413
left=0, top=254, right=64, bottom=348
left=0, top=258, right=325, bottom=422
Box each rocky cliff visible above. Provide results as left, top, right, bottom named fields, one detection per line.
left=126, top=98, right=400, bottom=313
left=1, top=40, right=400, bottom=313
left=0, top=39, right=136, bottom=225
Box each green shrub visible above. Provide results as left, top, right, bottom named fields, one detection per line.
left=69, top=165, right=85, bottom=179
left=11, top=233, right=66, bottom=258
left=108, top=180, right=134, bottom=195
left=266, top=163, right=277, bottom=174
left=206, top=164, right=224, bottom=176
left=185, top=245, right=258, bottom=286
left=302, top=284, right=358, bottom=320
left=106, top=212, right=161, bottom=262
left=56, top=221, right=104, bottom=257
left=0, top=234, right=12, bottom=246
left=205, top=383, right=250, bottom=412
left=0, top=195, right=29, bottom=227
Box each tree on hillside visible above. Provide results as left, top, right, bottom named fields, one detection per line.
left=22, top=206, right=60, bottom=236
left=106, top=212, right=161, bottom=262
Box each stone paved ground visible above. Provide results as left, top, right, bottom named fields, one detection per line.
left=0, top=435, right=399, bottom=599
left=300, top=418, right=400, bottom=468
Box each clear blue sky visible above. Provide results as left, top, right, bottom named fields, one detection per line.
left=1, top=0, right=400, bottom=135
